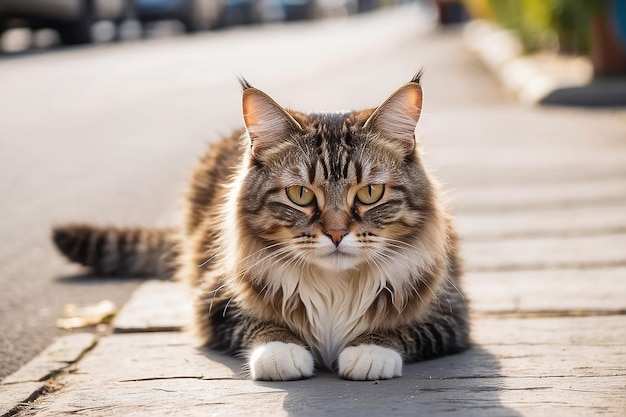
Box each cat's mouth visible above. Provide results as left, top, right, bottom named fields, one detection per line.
left=313, top=249, right=361, bottom=271
left=325, top=250, right=354, bottom=259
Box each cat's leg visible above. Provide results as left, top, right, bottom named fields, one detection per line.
left=247, top=331, right=315, bottom=381
left=195, top=289, right=314, bottom=381
left=338, top=342, right=403, bottom=381
left=338, top=311, right=469, bottom=381
left=337, top=335, right=403, bottom=381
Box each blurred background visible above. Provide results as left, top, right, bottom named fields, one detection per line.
left=0, top=0, right=401, bottom=51
left=460, top=0, right=626, bottom=76
left=2, top=0, right=625, bottom=74
left=1, top=0, right=625, bottom=386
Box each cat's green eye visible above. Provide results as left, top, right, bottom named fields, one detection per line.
left=356, top=184, right=384, bottom=205
left=286, top=185, right=316, bottom=206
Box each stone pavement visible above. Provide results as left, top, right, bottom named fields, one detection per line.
left=3, top=14, right=626, bottom=417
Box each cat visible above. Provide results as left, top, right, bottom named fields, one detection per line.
left=53, top=72, right=469, bottom=381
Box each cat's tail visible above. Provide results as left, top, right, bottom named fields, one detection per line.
left=52, top=224, right=178, bottom=277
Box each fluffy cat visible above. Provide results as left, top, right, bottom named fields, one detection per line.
left=53, top=73, right=469, bottom=381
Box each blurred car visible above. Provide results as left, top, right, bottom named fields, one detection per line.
left=135, top=0, right=224, bottom=32
left=220, top=0, right=262, bottom=25
left=279, top=0, right=319, bottom=21
left=0, top=0, right=134, bottom=45
left=277, top=0, right=377, bottom=22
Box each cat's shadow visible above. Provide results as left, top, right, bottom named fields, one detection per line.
left=54, top=273, right=146, bottom=284
left=54, top=272, right=170, bottom=284
left=254, top=347, right=522, bottom=417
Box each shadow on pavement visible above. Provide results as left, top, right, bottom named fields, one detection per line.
left=197, top=347, right=249, bottom=378
left=54, top=273, right=169, bottom=285
left=541, top=78, right=626, bottom=107
left=254, top=347, right=522, bottom=416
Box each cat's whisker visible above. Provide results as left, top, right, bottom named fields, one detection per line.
left=368, top=249, right=426, bottom=310
left=237, top=245, right=294, bottom=278
left=365, top=252, right=407, bottom=310
left=222, top=295, right=235, bottom=317
left=376, top=236, right=430, bottom=255
left=374, top=243, right=431, bottom=274
left=197, top=254, right=216, bottom=268
left=377, top=237, right=445, bottom=276
left=446, top=276, right=464, bottom=300
left=241, top=241, right=288, bottom=261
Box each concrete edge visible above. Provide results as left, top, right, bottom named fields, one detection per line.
left=0, top=333, right=96, bottom=417
left=0, top=278, right=191, bottom=416
left=461, top=20, right=626, bottom=106
left=112, top=280, right=192, bottom=333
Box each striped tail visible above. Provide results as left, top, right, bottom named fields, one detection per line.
left=52, top=224, right=177, bottom=277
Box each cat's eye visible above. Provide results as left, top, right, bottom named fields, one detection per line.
left=356, top=184, right=384, bottom=205
left=286, top=185, right=316, bottom=206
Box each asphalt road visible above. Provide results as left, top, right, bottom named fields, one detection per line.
left=0, top=3, right=463, bottom=381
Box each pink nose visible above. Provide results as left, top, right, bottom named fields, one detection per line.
left=325, top=229, right=348, bottom=247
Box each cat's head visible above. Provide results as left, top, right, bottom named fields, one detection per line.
left=234, top=74, right=441, bottom=273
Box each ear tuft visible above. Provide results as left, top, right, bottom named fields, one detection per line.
left=410, top=68, right=424, bottom=84
left=365, top=82, right=423, bottom=156
left=242, top=88, right=302, bottom=161
left=238, top=76, right=253, bottom=90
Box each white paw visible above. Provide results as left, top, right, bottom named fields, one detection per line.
left=338, top=344, right=402, bottom=381
left=249, top=342, right=314, bottom=381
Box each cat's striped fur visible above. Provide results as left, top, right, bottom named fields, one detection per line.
left=53, top=73, right=469, bottom=380
left=53, top=225, right=176, bottom=277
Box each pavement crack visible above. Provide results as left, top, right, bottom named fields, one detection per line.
left=472, top=310, right=626, bottom=319
left=119, top=376, right=234, bottom=382
left=458, top=197, right=626, bottom=214
left=462, top=226, right=626, bottom=241
left=1, top=336, right=100, bottom=417
left=466, top=260, right=626, bottom=273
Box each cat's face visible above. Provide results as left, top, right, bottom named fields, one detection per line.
left=237, top=80, right=433, bottom=273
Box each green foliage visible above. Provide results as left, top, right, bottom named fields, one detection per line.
left=487, top=0, right=601, bottom=54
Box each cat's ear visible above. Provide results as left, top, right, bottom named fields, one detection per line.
left=242, top=88, right=302, bottom=160
left=364, top=81, right=423, bottom=156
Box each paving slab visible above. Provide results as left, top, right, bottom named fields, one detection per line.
left=0, top=333, right=95, bottom=416
left=423, top=107, right=626, bottom=189
left=0, top=382, right=45, bottom=417
left=465, top=268, right=626, bottom=315
left=462, top=233, right=626, bottom=272
left=456, top=204, right=626, bottom=240
left=18, top=317, right=625, bottom=417
left=113, top=280, right=193, bottom=333
left=472, top=315, right=626, bottom=346
left=449, top=178, right=626, bottom=213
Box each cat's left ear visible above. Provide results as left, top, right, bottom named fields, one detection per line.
left=364, top=80, right=423, bottom=156
left=242, top=87, right=302, bottom=161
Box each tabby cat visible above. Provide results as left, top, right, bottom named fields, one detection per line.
left=53, top=73, right=469, bottom=381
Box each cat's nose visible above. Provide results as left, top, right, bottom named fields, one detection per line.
left=325, top=229, right=348, bottom=247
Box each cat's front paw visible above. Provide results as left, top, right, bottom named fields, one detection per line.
left=249, top=342, right=314, bottom=381
left=337, top=344, right=402, bottom=381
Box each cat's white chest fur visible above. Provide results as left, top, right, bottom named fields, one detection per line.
left=274, top=264, right=386, bottom=368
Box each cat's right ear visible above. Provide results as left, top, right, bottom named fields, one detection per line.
left=242, top=88, right=302, bottom=161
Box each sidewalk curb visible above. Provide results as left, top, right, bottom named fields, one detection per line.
left=462, top=19, right=626, bottom=106
left=113, top=280, right=192, bottom=333
left=1, top=333, right=96, bottom=417
left=0, top=280, right=193, bottom=417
